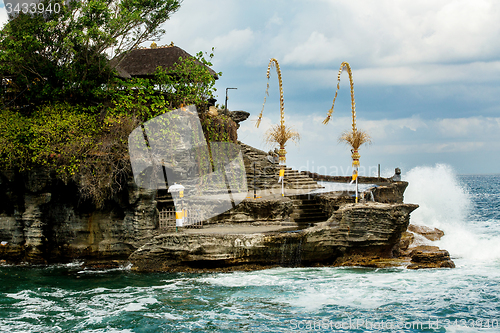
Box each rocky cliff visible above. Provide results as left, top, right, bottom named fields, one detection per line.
left=0, top=167, right=158, bottom=264
left=0, top=142, right=448, bottom=271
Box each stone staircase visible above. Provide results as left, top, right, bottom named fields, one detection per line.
left=288, top=194, right=330, bottom=227
left=281, top=167, right=323, bottom=190
left=153, top=143, right=327, bottom=228
left=240, top=142, right=322, bottom=192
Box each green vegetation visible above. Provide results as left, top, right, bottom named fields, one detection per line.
left=0, top=0, right=181, bottom=105
left=0, top=1, right=235, bottom=207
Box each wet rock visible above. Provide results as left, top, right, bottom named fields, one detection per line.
left=393, top=231, right=415, bottom=257
left=333, top=251, right=411, bottom=268
left=129, top=231, right=307, bottom=272
left=399, top=231, right=414, bottom=251
left=407, top=245, right=455, bottom=269
left=408, top=224, right=445, bottom=241
left=324, top=202, right=418, bottom=246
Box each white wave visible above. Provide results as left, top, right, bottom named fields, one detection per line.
left=404, top=164, right=500, bottom=262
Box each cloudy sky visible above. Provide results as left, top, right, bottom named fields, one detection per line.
left=159, top=0, right=500, bottom=176
left=2, top=0, right=500, bottom=175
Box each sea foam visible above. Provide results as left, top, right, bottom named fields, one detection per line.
left=404, top=164, right=500, bottom=263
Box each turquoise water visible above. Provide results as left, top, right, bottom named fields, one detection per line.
left=1, top=166, right=499, bottom=332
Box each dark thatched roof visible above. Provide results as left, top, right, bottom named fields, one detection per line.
left=113, top=45, right=218, bottom=79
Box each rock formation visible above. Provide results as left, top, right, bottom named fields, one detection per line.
left=129, top=201, right=419, bottom=271
left=407, top=224, right=445, bottom=241
left=0, top=139, right=454, bottom=271
left=401, top=224, right=454, bottom=269
left=407, top=246, right=455, bottom=269
left=0, top=167, right=158, bottom=264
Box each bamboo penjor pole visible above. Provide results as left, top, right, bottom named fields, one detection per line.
left=323, top=62, right=371, bottom=203
left=256, top=58, right=299, bottom=196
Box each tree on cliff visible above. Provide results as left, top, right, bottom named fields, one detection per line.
left=0, top=0, right=181, bottom=106
left=0, top=0, right=237, bottom=208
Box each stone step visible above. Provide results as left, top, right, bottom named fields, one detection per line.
left=246, top=174, right=277, bottom=179
left=288, top=194, right=330, bottom=224
left=156, top=198, right=175, bottom=203
left=291, top=202, right=323, bottom=210
left=291, top=210, right=329, bottom=219
left=285, top=173, right=319, bottom=178
left=246, top=173, right=316, bottom=180
left=286, top=184, right=323, bottom=189
left=286, top=179, right=319, bottom=184
left=291, top=204, right=325, bottom=213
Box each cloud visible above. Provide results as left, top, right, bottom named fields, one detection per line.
left=283, top=32, right=349, bottom=65
left=312, top=0, right=500, bottom=66
left=238, top=113, right=500, bottom=174
left=0, top=7, right=8, bottom=27
left=1, top=0, right=499, bottom=174
left=355, top=61, right=500, bottom=86
left=436, top=116, right=500, bottom=137
left=190, top=28, right=255, bottom=65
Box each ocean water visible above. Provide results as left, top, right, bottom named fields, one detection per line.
left=1, top=165, right=499, bottom=332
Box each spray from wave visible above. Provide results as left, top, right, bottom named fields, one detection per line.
left=403, top=164, right=500, bottom=263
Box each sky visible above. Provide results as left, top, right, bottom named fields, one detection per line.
left=2, top=0, right=500, bottom=175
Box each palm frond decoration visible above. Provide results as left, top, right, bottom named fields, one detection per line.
left=264, top=123, right=300, bottom=148
left=338, top=128, right=371, bottom=150
left=255, top=58, right=298, bottom=196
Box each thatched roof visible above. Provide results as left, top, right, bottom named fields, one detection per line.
left=113, top=45, right=218, bottom=79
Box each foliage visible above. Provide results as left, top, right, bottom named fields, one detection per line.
left=0, top=44, right=223, bottom=206
left=0, top=0, right=231, bottom=207
left=153, top=48, right=221, bottom=111
left=0, top=103, right=99, bottom=173
left=201, top=114, right=237, bottom=144
left=0, top=109, right=31, bottom=170
left=104, top=49, right=220, bottom=122
left=28, top=104, right=100, bottom=177
left=77, top=114, right=140, bottom=208
left=0, top=0, right=181, bottom=106
left=0, top=102, right=140, bottom=207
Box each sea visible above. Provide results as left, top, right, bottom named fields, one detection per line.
left=0, top=164, right=499, bottom=332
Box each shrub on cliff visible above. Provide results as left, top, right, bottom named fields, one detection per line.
left=0, top=104, right=138, bottom=208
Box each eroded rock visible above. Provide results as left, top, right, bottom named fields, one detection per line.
left=407, top=245, right=455, bottom=269
left=408, top=224, right=445, bottom=241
